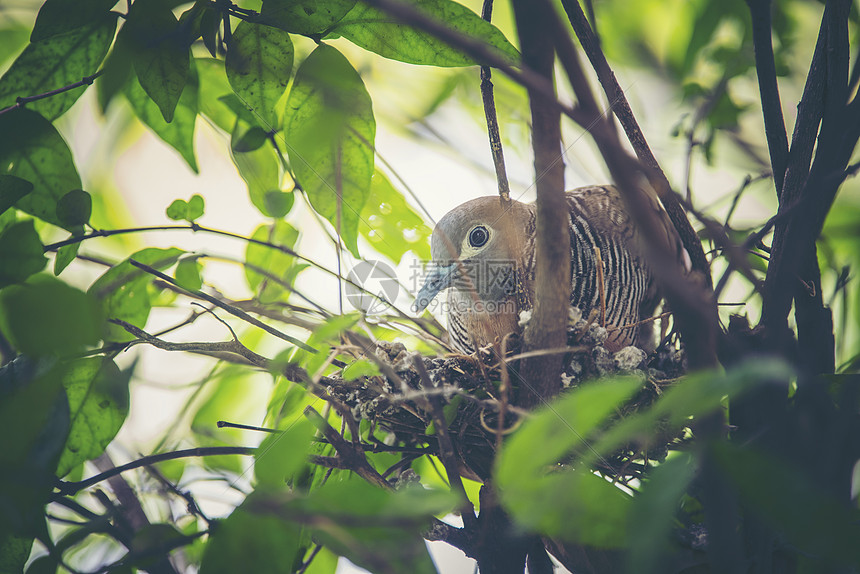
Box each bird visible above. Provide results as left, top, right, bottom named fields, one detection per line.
left=412, top=185, right=687, bottom=353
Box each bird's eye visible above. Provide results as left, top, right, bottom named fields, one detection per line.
left=469, top=225, right=489, bottom=248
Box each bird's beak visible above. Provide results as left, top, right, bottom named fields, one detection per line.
left=411, top=262, right=457, bottom=313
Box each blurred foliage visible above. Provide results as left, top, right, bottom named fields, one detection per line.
left=0, top=0, right=858, bottom=572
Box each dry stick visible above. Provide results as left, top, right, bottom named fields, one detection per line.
left=671, top=193, right=762, bottom=296
left=558, top=0, right=711, bottom=286
left=303, top=406, right=390, bottom=490
left=479, top=0, right=511, bottom=207
left=604, top=311, right=673, bottom=336
left=494, top=334, right=515, bottom=452
left=112, top=318, right=276, bottom=367
left=411, top=355, right=478, bottom=530
left=96, top=322, right=478, bottom=550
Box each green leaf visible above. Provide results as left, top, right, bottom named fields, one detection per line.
left=255, top=418, right=316, bottom=489
left=174, top=258, right=203, bottom=291
left=96, top=26, right=134, bottom=113
left=0, top=109, right=83, bottom=230
left=88, top=247, right=184, bottom=342
left=165, top=194, right=205, bottom=222
left=199, top=495, right=303, bottom=574
left=127, top=2, right=191, bottom=122
left=508, top=465, right=632, bottom=546
left=186, top=191, right=205, bottom=221
left=261, top=0, right=356, bottom=35
left=0, top=358, right=70, bottom=543
left=0, top=220, right=47, bottom=288
left=201, top=7, right=222, bottom=57
left=128, top=523, right=190, bottom=570
left=494, top=377, right=643, bottom=546
left=0, top=14, right=116, bottom=120
left=53, top=241, right=80, bottom=276
left=245, top=221, right=299, bottom=302
left=31, top=0, right=118, bottom=41
left=284, top=44, right=375, bottom=257
left=56, top=358, right=130, bottom=477
left=55, top=189, right=92, bottom=228
left=0, top=175, right=33, bottom=216
left=226, top=20, right=294, bottom=129
left=125, top=60, right=199, bottom=173
left=359, top=170, right=431, bottom=263
left=231, top=123, right=290, bottom=217
left=329, top=0, right=519, bottom=67
left=166, top=199, right=187, bottom=221
left=271, top=481, right=456, bottom=574
left=0, top=536, right=33, bottom=574
left=0, top=25, right=30, bottom=66
left=196, top=58, right=236, bottom=131
left=496, top=376, right=645, bottom=485
left=0, top=274, right=103, bottom=357
left=231, top=125, right=269, bottom=153
left=341, top=358, right=380, bottom=380
left=25, top=554, right=60, bottom=574
left=587, top=359, right=794, bottom=464
left=627, top=453, right=698, bottom=573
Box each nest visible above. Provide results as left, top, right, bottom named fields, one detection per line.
left=325, top=313, right=688, bottom=484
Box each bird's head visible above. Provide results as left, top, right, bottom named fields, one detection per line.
left=412, top=196, right=529, bottom=313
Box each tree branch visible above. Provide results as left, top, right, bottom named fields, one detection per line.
left=745, top=0, right=790, bottom=196
left=0, top=71, right=103, bottom=117
left=54, top=447, right=256, bottom=497
left=514, top=0, right=570, bottom=407
left=761, top=0, right=854, bottom=359
left=479, top=0, right=511, bottom=207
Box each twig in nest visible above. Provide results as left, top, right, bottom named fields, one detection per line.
left=411, top=354, right=478, bottom=529
left=594, top=246, right=606, bottom=326
left=604, top=311, right=673, bottom=334
left=303, top=406, right=389, bottom=489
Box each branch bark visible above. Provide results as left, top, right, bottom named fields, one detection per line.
left=745, top=0, right=790, bottom=196
left=761, top=0, right=855, bottom=373
left=514, top=0, right=570, bottom=408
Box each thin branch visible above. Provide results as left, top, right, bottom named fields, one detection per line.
left=479, top=0, right=511, bottom=207
left=0, top=70, right=103, bottom=117
left=46, top=223, right=435, bottom=335
left=113, top=318, right=272, bottom=365
left=54, top=447, right=256, bottom=497
left=127, top=259, right=318, bottom=353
